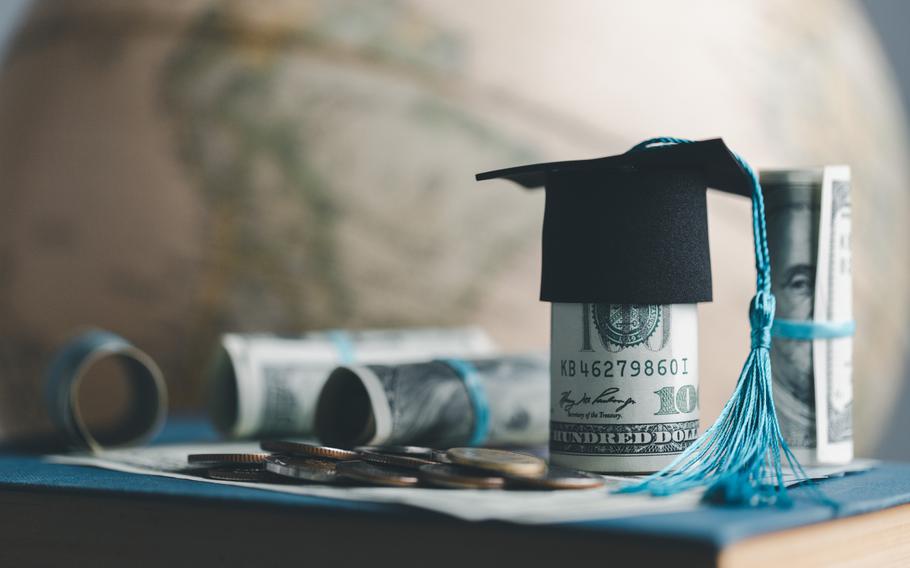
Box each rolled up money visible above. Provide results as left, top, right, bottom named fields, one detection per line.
left=209, top=328, right=495, bottom=439
left=763, top=167, right=853, bottom=465
left=46, top=329, right=168, bottom=452
left=549, top=303, right=699, bottom=473
left=314, top=355, right=548, bottom=448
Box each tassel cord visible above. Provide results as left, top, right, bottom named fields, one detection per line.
left=615, top=137, right=819, bottom=506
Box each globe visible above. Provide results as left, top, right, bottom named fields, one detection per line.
left=0, top=0, right=906, bottom=457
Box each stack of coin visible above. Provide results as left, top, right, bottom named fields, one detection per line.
left=187, top=452, right=271, bottom=468
left=417, top=448, right=539, bottom=489
left=419, top=463, right=506, bottom=489
left=207, top=466, right=275, bottom=483
left=503, top=465, right=605, bottom=490
left=264, top=455, right=340, bottom=484
left=447, top=448, right=547, bottom=476
left=186, top=452, right=282, bottom=483
left=419, top=448, right=605, bottom=490
left=185, top=443, right=605, bottom=491
left=258, top=440, right=362, bottom=484
left=328, top=445, right=438, bottom=487
left=354, top=445, right=437, bottom=461
left=357, top=448, right=436, bottom=470
left=260, top=440, right=360, bottom=461
left=335, top=460, right=421, bottom=487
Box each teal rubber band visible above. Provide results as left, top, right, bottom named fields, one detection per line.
left=771, top=319, right=856, bottom=340
left=439, top=358, right=490, bottom=447
left=327, top=330, right=356, bottom=364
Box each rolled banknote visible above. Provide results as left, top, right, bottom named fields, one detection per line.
left=549, top=303, right=699, bottom=473
left=209, top=327, right=495, bottom=439
left=763, top=167, right=853, bottom=465
left=46, top=329, right=167, bottom=451
left=314, top=354, right=548, bottom=448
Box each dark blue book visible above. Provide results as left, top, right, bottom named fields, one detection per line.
left=0, top=418, right=907, bottom=567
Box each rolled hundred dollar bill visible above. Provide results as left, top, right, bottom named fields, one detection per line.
left=763, top=167, right=853, bottom=465
left=550, top=303, right=698, bottom=473
left=314, top=355, right=548, bottom=448
left=209, top=328, right=495, bottom=439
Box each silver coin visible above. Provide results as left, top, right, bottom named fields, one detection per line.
left=418, top=463, right=506, bottom=489
left=264, top=455, right=340, bottom=483
left=505, top=466, right=606, bottom=490
left=354, top=445, right=437, bottom=460
left=335, top=460, right=420, bottom=487
left=358, top=449, right=436, bottom=470
left=205, top=466, right=271, bottom=483
left=446, top=448, right=546, bottom=476
left=430, top=449, right=453, bottom=464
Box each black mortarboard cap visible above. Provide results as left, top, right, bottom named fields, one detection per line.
left=476, top=138, right=751, bottom=305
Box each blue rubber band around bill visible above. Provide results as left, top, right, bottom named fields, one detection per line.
left=438, top=358, right=490, bottom=447
left=771, top=318, right=856, bottom=340
left=327, top=330, right=356, bottom=364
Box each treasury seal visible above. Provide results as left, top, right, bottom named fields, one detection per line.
left=593, top=304, right=661, bottom=350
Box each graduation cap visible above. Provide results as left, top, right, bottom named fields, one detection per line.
left=476, top=137, right=809, bottom=506
left=476, top=138, right=752, bottom=306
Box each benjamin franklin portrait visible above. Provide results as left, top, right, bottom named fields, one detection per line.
left=765, top=181, right=820, bottom=447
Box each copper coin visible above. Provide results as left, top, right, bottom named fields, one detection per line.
left=505, top=466, right=606, bottom=490
left=260, top=440, right=359, bottom=461
left=335, top=460, right=420, bottom=487
left=446, top=448, right=546, bottom=477
left=419, top=463, right=506, bottom=489
left=264, top=455, right=340, bottom=483
left=358, top=449, right=436, bottom=470
left=187, top=453, right=271, bottom=467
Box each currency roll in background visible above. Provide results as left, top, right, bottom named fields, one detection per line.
left=314, top=355, right=548, bottom=448
left=209, top=328, right=495, bottom=439
left=549, top=303, right=699, bottom=473
left=763, top=167, right=854, bottom=465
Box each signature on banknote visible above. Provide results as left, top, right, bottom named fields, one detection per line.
left=559, top=389, right=636, bottom=414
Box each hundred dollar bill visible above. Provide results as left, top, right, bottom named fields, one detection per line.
left=209, top=328, right=495, bottom=439
left=550, top=303, right=699, bottom=473
left=314, top=354, right=548, bottom=448
left=763, top=167, right=853, bottom=465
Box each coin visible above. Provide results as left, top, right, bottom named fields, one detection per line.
left=206, top=466, right=272, bottom=483
left=358, top=449, right=436, bottom=470
left=260, top=440, right=359, bottom=461
left=335, top=460, right=420, bottom=487
left=354, top=445, right=437, bottom=460
left=264, top=455, right=340, bottom=483
left=187, top=453, right=271, bottom=467
left=430, top=449, right=453, bottom=464
left=505, top=466, right=606, bottom=490
left=418, top=463, right=505, bottom=489
left=446, top=448, right=546, bottom=476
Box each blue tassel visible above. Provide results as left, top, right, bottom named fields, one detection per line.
left=617, top=137, right=810, bottom=506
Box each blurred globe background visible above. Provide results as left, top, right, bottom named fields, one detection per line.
left=0, top=0, right=907, bottom=458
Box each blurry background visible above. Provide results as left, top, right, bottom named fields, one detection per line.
left=0, top=0, right=907, bottom=457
